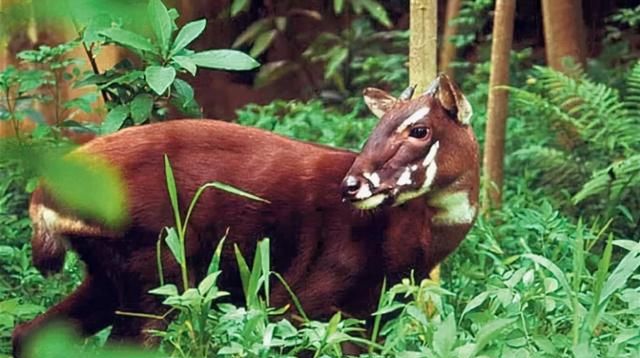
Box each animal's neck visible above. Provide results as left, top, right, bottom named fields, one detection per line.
left=426, top=183, right=477, bottom=227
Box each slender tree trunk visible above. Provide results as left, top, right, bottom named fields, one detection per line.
left=409, top=0, right=439, bottom=281
left=482, top=0, right=515, bottom=211
left=541, top=0, right=586, bottom=70
left=439, top=0, right=462, bottom=78
left=409, top=0, right=437, bottom=93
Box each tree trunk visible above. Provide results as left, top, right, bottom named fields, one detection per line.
left=409, top=0, right=439, bottom=281
left=541, top=0, right=586, bottom=70
left=439, top=0, right=462, bottom=78
left=482, top=0, right=515, bottom=211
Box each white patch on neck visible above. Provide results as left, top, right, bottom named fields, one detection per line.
left=363, top=172, right=380, bottom=188
left=354, top=183, right=373, bottom=200
left=429, top=191, right=476, bottom=225
left=396, top=107, right=430, bottom=133
left=396, top=167, right=412, bottom=186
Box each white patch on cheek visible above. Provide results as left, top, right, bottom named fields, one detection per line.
left=396, top=107, right=430, bottom=133
left=429, top=191, right=477, bottom=225
left=355, top=183, right=373, bottom=200
left=423, top=141, right=440, bottom=166
left=396, top=167, right=413, bottom=186
left=363, top=172, right=380, bottom=188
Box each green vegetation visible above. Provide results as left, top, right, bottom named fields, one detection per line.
left=1, top=0, right=639, bottom=357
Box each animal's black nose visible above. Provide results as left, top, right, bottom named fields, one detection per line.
left=342, top=176, right=362, bottom=198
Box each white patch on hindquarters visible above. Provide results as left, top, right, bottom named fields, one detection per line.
left=363, top=172, right=381, bottom=188
left=393, top=141, right=440, bottom=206
left=37, top=205, right=112, bottom=237
left=428, top=191, right=476, bottom=225
left=396, top=107, right=430, bottom=133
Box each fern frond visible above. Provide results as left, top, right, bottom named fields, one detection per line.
left=573, top=154, right=640, bottom=204
left=624, top=60, right=640, bottom=118
left=512, top=146, right=587, bottom=190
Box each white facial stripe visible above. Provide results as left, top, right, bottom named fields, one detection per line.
left=393, top=160, right=438, bottom=206
left=353, top=193, right=387, bottom=210
left=429, top=191, right=477, bottom=225
left=354, top=183, right=373, bottom=200
left=396, top=107, right=430, bottom=133
left=363, top=172, right=380, bottom=188
left=396, top=167, right=412, bottom=186
left=423, top=141, right=440, bottom=166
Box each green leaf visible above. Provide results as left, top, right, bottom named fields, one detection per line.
left=250, top=30, right=277, bottom=58
left=149, top=284, right=178, bottom=297
left=209, top=182, right=270, bottom=203
left=129, top=94, right=154, bottom=124
left=164, top=227, right=184, bottom=266
left=171, top=19, right=206, bottom=55
left=434, top=314, right=457, bottom=356
left=207, top=234, right=227, bottom=275
left=324, top=47, right=348, bottom=80
left=461, top=291, right=489, bottom=318
left=190, top=50, right=259, bottom=71
left=234, top=243, right=251, bottom=301
left=359, top=0, right=392, bottom=27
left=101, top=105, right=129, bottom=134
left=100, top=28, right=155, bottom=53
left=173, top=55, right=197, bottom=76
left=230, top=0, right=249, bottom=16
left=334, top=0, right=344, bottom=14
left=163, top=155, right=182, bottom=233
left=600, top=241, right=640, bottom=305
left=171, top=78, right=201, bottom=117
left=145, top=66, right=176, bottom=95
left=232, top=18, right=271, bottom=48
left=474, top=317, right=517, bottom=352
left=522, top=253, right=574, bottom=305
left=148, top=0, right=173, bottom=55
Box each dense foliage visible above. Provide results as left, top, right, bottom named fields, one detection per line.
left=1, top=1, right=639, bottom=358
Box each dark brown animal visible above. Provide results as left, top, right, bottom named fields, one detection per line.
left=12, top=74, right=479, bottom=355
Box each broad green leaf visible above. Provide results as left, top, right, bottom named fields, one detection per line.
left=522, top=254, right=573, bottom=305
left=474, top=317, right=517, bottom=352
left=129, top=94, right=154, bottom=124
left=334, top=0, right=344, bottom=14
left=600, top=242, right=640, bottom=305
left=100, top=28, right=155, bottom=53
left=101, top=105, right=129, bottom=134
left=461, top=291, right=489, bottom=318
left=207, top=234, right=227, bottom=275
left=232, top=18, right=271, bottom=48
left=434, top=314, right=457, bottom=356
left=173, top=55, right=197, bottom=76
left=230, top=0, right=249, bottom=16
left=249, top=30, right=277, bottom=58
left=148, top=0, right=173, bottom=54
left=198, top=271, right=221, bottom=294
left=324, top=47, right=348, bottom=80
left=145, top=66, right=176, bottom=95
left=3, top=144, right=128, bottom=227
left=190, top=50, right=259, bottom=71
left=171, top=19, right=206, bottom=55
left=171, top=78, right=201, bottom=117
left=359, top=0, right=391, bottom=27
left=164, top=227, right=184, bottom=266
left=149, top=284, right=178, bottom=297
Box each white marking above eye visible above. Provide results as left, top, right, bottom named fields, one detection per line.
left=363, top=172, right=380, bottom=188
left=396, top=106, right=430, bottom=133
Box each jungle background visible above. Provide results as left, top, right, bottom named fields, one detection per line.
left=1, top=0, right=640, bottom=357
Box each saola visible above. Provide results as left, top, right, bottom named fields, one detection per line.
left=13, top=74, right=479, bottom=356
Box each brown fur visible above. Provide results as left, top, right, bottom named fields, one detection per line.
left=14, top=77, right=479, bottom=356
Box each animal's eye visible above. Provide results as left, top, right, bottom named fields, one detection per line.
left=409, top=127, right=429, bottom=139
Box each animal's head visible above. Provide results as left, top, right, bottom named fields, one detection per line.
left=341, top=74, right=478, bottom=210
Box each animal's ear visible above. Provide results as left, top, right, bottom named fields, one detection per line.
left=426, top=74, right=473, bottom=125
left=363, top=88, right=397, bottom=118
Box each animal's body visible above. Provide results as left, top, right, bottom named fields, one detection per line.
left=13, top=75, right=479, bottom=356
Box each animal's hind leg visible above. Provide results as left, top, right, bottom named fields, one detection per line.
left=12, top=274, right=117, bottom=357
